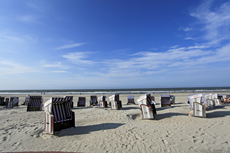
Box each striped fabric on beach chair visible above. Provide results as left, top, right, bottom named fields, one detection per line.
left=44, top=97, right=75, bottom=134
left=77, top=97, right=85, bottom=107
left=212, top=93, right=221, bottom=106
left=27, top=96, right=43, bottom=111
left=98, top=96, right=107, bottom=108
left=6, top=97, right=19, bottom=108
left=137, top=94, right=157, bottom=120
left=109, top=94, right=122, bottom=110
left=64, top=96, right=73, bottom=108
left=0, top=97, right=5, bottom=105
left=202, top=93, right=214, bottom=108
left=188, top=93, right=206, bottom=117
left=90, top=95, right=98, bottom=106
left=127, top=95, right=135, bottom=104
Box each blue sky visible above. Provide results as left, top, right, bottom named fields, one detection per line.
left=0, top=0, right=230, bottom=89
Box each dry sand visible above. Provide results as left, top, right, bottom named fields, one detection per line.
left=0, top=93, right=230, bottom=153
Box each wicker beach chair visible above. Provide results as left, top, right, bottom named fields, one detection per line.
left=188, top=93, right=202, bottom=108
left=127, top=95, right=135, bottom=104
left=187, top=93, right=206, bottom=117
left=109, top=94, right=122, bottom=110
left=0, top=97, right=5, bottom=106
left=77, top=97, right=85, bottom=107
left=44, top=97, right=75, bottom=134
left=192, top=102, right=206, bottom=118
left=202, top=93, right=214, bottom=108
left=212, top=93, right=221, bottom=106
left=98, top=96, right=107, bottom=108
left=170, top=95, right=175, bottom=104
left=90, top=95, right=98, bottom=106
left=161, top=95, right=171, bottom=107
left=64, top=96, right=73, bottom=108
left=137, top=94, right=157, bottom=120
left=27, top=96, right=43, bottom=111
left=6, top=97, right=19, bottom=108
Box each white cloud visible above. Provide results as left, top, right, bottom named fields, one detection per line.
left=51, top=70, right=68, bottom=73
left=40, top=60, right=69, bottom=69
left=0, top=61, right=36, bottom=75
left=63, top=52, right=95, bottom=65
left=190, top=1, right=230, bottom=43
left=55, top=43, right=85, bottom=50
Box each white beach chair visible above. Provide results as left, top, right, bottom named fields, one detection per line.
left=109, top=94, right=122, bottom=110
left=6, top=97, right=19, bottom=108
left=212, top=93, right=221, bottom=106
left=193, top=102, right=206, bottom=118
left=202, top=93, right=214, bottom=108
left=98, top=96, right=107, bottom=108
left=44, top=97, right=75, bottom=134
left=137, top=94, right=156, bottom=120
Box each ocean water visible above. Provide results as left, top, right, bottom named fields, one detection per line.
left=0, top=87, right=230, bottom=95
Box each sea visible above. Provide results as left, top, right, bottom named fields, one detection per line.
left=0, top=87, right=230, bottom=95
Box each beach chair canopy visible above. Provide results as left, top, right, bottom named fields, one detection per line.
left=78, top=97, right=85, bottom=106
left=187, top=93, right=202, bottom=109
left=90, top=96, right=97, bottom=103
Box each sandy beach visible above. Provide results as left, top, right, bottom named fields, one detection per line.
left=0, top=93, right=230, bottom=153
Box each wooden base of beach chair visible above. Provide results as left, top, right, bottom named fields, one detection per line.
left=140, top=104, right=155, bottom=120
left=193, top=102, right=206, bottom=118
left=111, top=101, right=122, bottom=110
left=161, top=104, right=171, bottom=107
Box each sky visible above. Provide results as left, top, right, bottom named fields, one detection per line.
left=0, top=0, right=230, bottom=90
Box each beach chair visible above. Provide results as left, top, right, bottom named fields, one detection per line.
left=217, top=94, right=224, bottom=103
left=44, top=97, right=75, bottom=134
left=23, top=97, right=30, bottom=105
left=212, top=93, right=221, bottom=106
left=161, top=95, right=171, bottom=107
left=77, top=97, right=85, bottom=107
left=202, top=93, right=214, bottom=108
left=109, top=94, right=122, bottom=110
left=192, top=102, right=206, bottom=118
left=98, top=96, right=107, bottom=108
left=90, top=95, right=98, bottom=106
left=27, top=96, right=43, bottom=111
left=137, top=94, right=157, bottom=120
left=224, top=94, right=230, bottom=103
left=187, top=93, right=203, bottom=110
left=6, top=97, right=19, bottom=108
left=127, top=95, right=135, bottom=104
left=0, top=97, right=5, bottom=106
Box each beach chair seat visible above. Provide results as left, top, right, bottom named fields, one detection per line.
left=90, top=96, right=98, bottom=106
left=192, top=102, right=206, bottom=118
left=98, top=96, right=107, bottom=108
left=27, top=96, right=43, bottom=111
left=77, top=97, right=86, bottom=107
left=137, top=94, right=157, bottom=120
left=161, top=95, right=171, bottom=107
left=109, top=94, right=122, bottom=110
left=202, top=93, right=214, bottom=109
left=44, top=97, right=75, bottom=134
left=127, top=95, right=135, bottom=104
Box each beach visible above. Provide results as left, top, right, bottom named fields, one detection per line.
left=0, top=92, right=230, bottom=153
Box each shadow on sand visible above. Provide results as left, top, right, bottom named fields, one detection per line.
left=121, top=106, right=139, bottom=110
left=57, top=123, right=124, bottom=137
left=207, top=111, right=230, bottom=118
left=154, top=112, right=188, bottom=120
